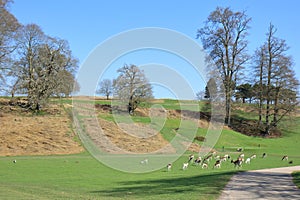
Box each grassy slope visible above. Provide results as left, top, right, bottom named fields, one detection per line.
left=1, top=99, right=300, bottom=199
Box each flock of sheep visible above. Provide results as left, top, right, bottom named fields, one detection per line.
left=164, top=148, right=292, bottom=171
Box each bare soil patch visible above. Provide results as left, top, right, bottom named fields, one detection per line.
left=84, top=117, right=176, bottom=154
left=0, top=98, right=83, bottom=156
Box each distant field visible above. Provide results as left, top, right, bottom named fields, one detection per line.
left=1, top=98, right=300, bottom=199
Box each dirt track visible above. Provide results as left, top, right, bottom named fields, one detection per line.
left=218, top=166, right=300, bottom=200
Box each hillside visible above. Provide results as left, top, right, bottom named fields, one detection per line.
left=0, top=98, right=83, bottom=156
left=1, top=97, right=299, bottom=156
left=0, top=97, right=205, bottom=156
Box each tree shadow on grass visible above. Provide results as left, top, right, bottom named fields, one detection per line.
left=90, top=171, right=236, bottom=199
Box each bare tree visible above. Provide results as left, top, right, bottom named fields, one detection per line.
left=253, top=46, right=267, bottom=125
left=113, top=64, right=153, bottom=114
left=197, top=7, right=251, bottom=125
left=97, top=79, right=113, bottom=100
left=0, top=0, right=20, bottom=90
left=253, top=23, right=299, bottom=134
left=12, top=24, right=78, bottom=110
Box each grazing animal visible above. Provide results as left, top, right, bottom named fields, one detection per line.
left=231, top=158, right=243, bottom=168
left=262, top=153, right=267, bottom=158
left=214, top=160, right=221, bottom=168
left=13, top=160, right=16, bottom=163
left=214, top=155, right=220, bottom=160
left=167, top=163, right=172, bottom=171
left=182, top=163, right=189, bottom=170
left=214, top=163, right=221, bottom=169
left=194, top=157, right=202, bottom=165
left=282, top=155, right=288, bottom=161
left=250, top=154, right=257, bottom=159
left=237, top=148, right=243, bottom=152
left=205, top=154, right=213, bottom=162
left=239, top=153, right=245, bottom=158
left=202, top=163, right=208, bottom=169
left=245, top=158, right=251, bottom=164
left=220, top=156, right=227, bottom=162
left=188, top=154, right=194, bottom=163
left=140, top=159, right=148, bottom=164
left=289, top=161, right=293, bottom=164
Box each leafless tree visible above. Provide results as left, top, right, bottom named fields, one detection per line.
left=253, top=24, right=299, bottom=134
left=12, top=24, right=78, bottom=110
left=0, top=0, right=20, bottom=90
left=197, top=7, right=251, bottom=125
left=253, top=46, right=267, bottom=125
left=113, top=64, right=153, bottom=114
left=97, top=79, right=113, bottom=100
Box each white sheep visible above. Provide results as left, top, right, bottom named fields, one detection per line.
left=214, top=155, right=220, bottom=160
left=182, top=163, right=189, bottom=170
left=245, top=158, right=251, bottom=164
left=202, top=163, right=208, bottom=169
left=140, top=159, right=148, bottom=164
left=224, top=154, right=230, bottom=159
left=167, top=163, right=172, bottom=171
left=220, top=156, right=227, bottom=162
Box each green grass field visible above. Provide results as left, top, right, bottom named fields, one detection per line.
left=0, top=152, right=236, bottom=200
left=1, top=99, right=300, bottom=199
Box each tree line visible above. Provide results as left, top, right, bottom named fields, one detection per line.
left=197, top=7, right=299, bottom=135
left=0, top=0, right=78, bottom=111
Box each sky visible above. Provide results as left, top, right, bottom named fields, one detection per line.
left=9, top=0, right=300, bottom=99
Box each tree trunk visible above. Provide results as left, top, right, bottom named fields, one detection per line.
left=273, top=87, right=280, bottom=125
left=265, top=25, right=273, bottom=135
left=225, top=86, right=232, bottom=126
left=265, top=92, right=271, bottom=135
left=242, top=97, right=246, bottom=104
left=258, top=50, right=264, bottom=125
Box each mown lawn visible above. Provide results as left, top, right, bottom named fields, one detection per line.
left=0, top=152, right=236, bottom=200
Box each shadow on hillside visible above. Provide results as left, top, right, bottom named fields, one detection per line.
left=90, top=171, right=236, bottom=198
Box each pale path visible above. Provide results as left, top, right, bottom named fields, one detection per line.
left=218, top=166, right=300, bottom=200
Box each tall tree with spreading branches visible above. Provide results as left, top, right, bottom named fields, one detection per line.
left=12, top=24, right=78, bottom=110
left=253, top=24, right=299, bottom=134
left=197, top=7, right=251, bottom=126
left=113, top=64, right=153, bottom=114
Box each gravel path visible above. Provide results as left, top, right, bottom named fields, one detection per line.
left=218, top=166, right=300, bottom=200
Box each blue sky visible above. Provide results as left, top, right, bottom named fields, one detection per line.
left=9, top=0, right=300, bottom=99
